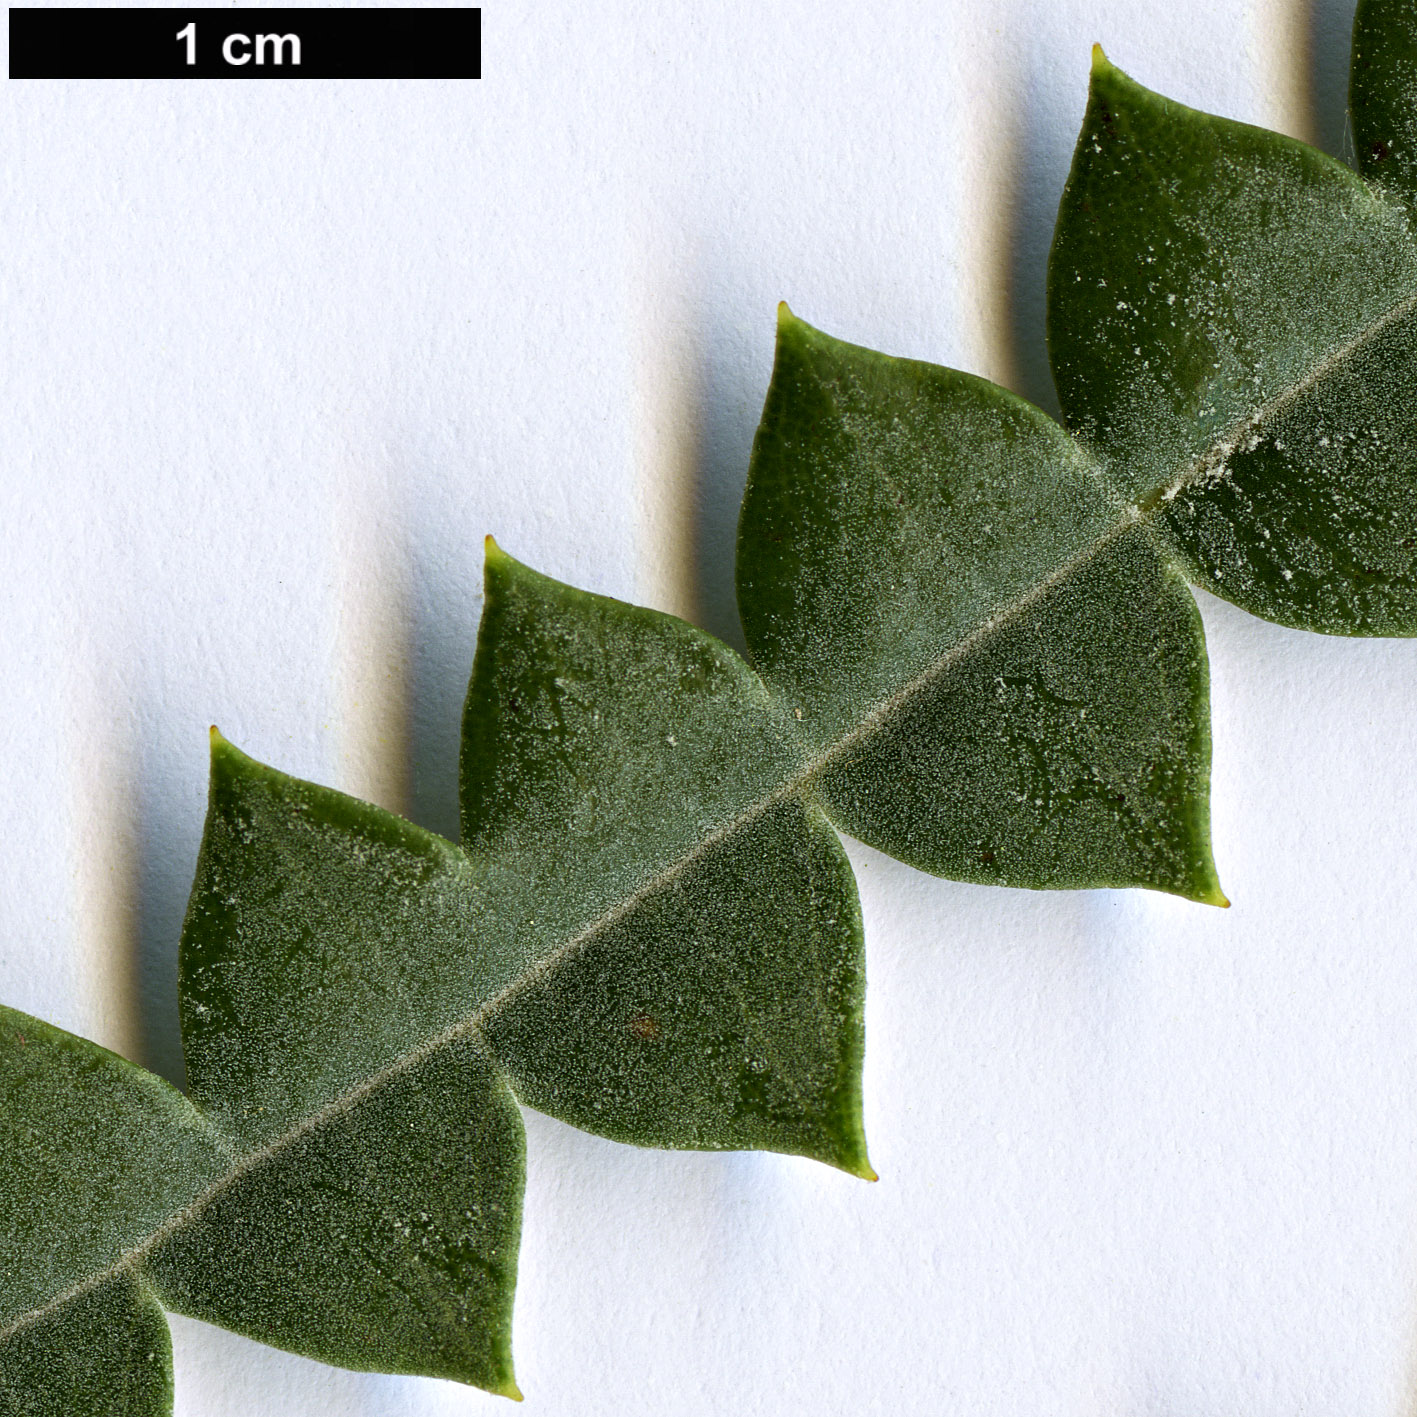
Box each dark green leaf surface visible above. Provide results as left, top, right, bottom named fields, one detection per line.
left=146, top=1028, right=524, bottom=1392
left=461, top=541, right=806, bottom=959
left=3, top=560, right=875, bottom=1398
left=1, top=756, right=528, bottom=1401
left=158, top=739, right=525, bottom=1392
left=0, top=1274, right=172, bottom=1417
left=11, top=5, right=1417, bottom=1407
left=462, top=544, right=871, bottom=1175
left=479, top=795, right=865, bottom=1166
left=0, top=1006, right=228, bottom=1415
left=1049, top=48, right=1417, bottom=634
left=181, top=736, right=500, bottom=1149
left=1353, top=0, right=1417, bottom=202
left=738, top=312, right=1222, bottom=901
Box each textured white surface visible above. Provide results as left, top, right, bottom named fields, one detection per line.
left=4, top=0, right=1417, bottom=1413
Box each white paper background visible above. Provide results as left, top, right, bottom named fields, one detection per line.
left=4, top=0, right=1417, bottom=1412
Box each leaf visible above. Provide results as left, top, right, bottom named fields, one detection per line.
left=738, top=308, right=1222, bottom=901
left=1, top=566, right=873, bottom=1403
left=1048, top=43, right=1417, bottom=634
left=2, top=747, right=529, bottom=1403
left=6, top=6, right=1417, bottom=1408
left=461, top=544, right=869, bottom=1167
left=0, top=1006, right=227, bottom=1415
left=1353, top=0, right=1417, bottom=202
left=0, top=1274, right=172, bottom=1417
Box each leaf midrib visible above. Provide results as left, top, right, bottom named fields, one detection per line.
left=1136, top=285, right=1417, bottom=510
left=8, top=280, right=1415, bottom=1348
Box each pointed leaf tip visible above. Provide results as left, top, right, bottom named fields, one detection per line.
left=207, top=726, right=253, bottom=777
left=825, top=1119, right=875, bottom=1181
left=1085, top=44, right=1149, bottom=108
left=482, top=534, right=521, bottom=594
left=1189, top=850, right=1230, bottom=908
left=772, top=304, right=830, bottom=362
left=208, top=725, right=243, bottom=784
left=1182, top=862, right=1228, bottom=909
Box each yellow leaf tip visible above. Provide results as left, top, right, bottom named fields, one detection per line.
left=1197, top=867, right=1230, bottom=907
left=497, top=1377, right=525, bottom=1402
left=1193, top=880, right=1229, bottom=908
left=207, top=730, right=257, bottom=782
left=484, top=535, right=516, bottom=572
left=839, top=1146, right=877, bottom=1181
left=208, top=725, right=239, bottom=759
left=1091, top=42, right=1110, bottom=72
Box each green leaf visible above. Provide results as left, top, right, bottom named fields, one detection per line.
left=0, top=1275, right=172, bottom=1417
left=180, top=734, right=502, bottom=1149
left=1353, top=0, right=1417, bottom=202
left=1049, top=46, right=1417, bottom=634
left=1, top=751, right=528, bottom=1401
left=152, top=736, right=526, bottom=1391
left=0, top=1006, right=228, bottom=1416
left=737, top=309, right=1223, bottom=902
left=13, top=5, right=1417, bottom=1407
left=4, top=576, right=873, bottom=1400
left=461, top=542, right=870, bottom=1173
left=144, top=1027, right=525, bottom=1392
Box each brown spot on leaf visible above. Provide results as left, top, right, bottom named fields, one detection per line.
left=627, top=1013, right=660, bottom=1041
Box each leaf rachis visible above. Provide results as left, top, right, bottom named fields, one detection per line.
left=7, top=3, right=1417, bottom=1408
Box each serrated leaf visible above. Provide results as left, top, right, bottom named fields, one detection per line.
left=1049, top=47, right=1417, bottom=633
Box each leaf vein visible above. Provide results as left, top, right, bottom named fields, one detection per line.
left=16, top=279, right=1413, bottom=1348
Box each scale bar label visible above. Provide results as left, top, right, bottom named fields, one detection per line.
left=9, top=7, right=481, bottom=78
